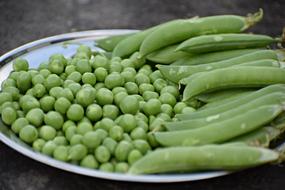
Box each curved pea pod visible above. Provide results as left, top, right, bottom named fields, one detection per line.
left=139, top=10, right=263, bottom=56
left=96, top=33, right=137, bottom=52
left=146, top=44, right=189, bottom=64
left=176, top=33, right=278, bottom=54
left=166, top=92, right=285, bottom=131
left=128, top=145, right=278, bottom=174
left=177, top=84, right=285, bottom=120
left=182, top=66, right=285, bottom=101
left=155, top=104, right=283, bottom=147
left=159, top=50, right=279, bottom=83
left=172, top=49, right=262, bottom=66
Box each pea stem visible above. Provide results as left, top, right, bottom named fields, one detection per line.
left=244, top=8, right=263, bottom=29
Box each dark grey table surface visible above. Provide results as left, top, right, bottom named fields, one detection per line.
left=0, top=0, right=285, bottom=189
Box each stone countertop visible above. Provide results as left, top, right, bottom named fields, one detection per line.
left=0, top=0, right=285, bottom=189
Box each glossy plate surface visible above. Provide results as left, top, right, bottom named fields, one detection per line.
left=0, top=30, right=228, bottom=183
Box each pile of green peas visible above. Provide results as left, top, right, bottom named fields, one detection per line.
left=0, top=45, right=195, bottom=173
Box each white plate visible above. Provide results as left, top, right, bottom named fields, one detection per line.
left=0, top=30, right=228, bottom=183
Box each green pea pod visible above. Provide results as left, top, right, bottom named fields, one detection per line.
left=146, top=44, right=189, bottom=64
left=182, top=66, right=285, bottom=101
left=166, top=92, right=285, bottom=131
left=96, top=33, right=137, bottom=52
left=155, top=104, right=283, bottom=147
left=129, top=144, right=278, bottom=174
left=158, top=50, right=278, bottom=83
left=177, top=84, right=285, bottom=120
left=172, top=49, right=262, bottom=66
left=176, top=33, right=278, bottom=54
left=139, top=10, right=263, bottom=56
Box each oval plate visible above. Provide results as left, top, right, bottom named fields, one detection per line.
left=0, top=30, right=228, bottom=183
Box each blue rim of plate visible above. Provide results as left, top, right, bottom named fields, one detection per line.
left=0, top=29, right=228, bottom=183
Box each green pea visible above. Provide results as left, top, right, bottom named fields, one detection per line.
left=11, top=101, right=20, bottom=110
left=118, top=114, right=137, bottom=132
left=1, top=107, right=17, bottom=125
left=115, top=162, right=129, bottom=173
left=67, top=83, right=81, bottom=96
left=121, top=59, right=135, bottom=68
left=65, top=65, right=76, bottom=75
left=153, top=78, right=168, bottom=92
left=39, top=96, right=55, bottom=112
left=76, top=87, right=96, bottom=107
left=48, top=59, right=65, bottom=74
left=53, top=145, right=69, bottom=161
left=128, top=149, right=143, bottom=165
left=120, top=95, right=139, bottom=114
left=181, top=106, right=196, bottom=114
left=39, top=69, right=51, bottom=78
left=112, top=87, right=127, bottom=95
left=49, top=86, right=63, bottom=99
left=159, top=92, right=177, bottom=107
left=135, top=112, right=148, bottom=123
left=115, top=140, right=133, bottom=161
left=68, top=144, right=88, bottom=161
left=95, top=145, right=111, bottom=163
left=39, top=125, right=57, bottom=141
left=109, top=125, right=123, bottom=141
left=77, top=122, right=93, bottom=135
left=124, top=82, right=139, bottom=94
left=44, top=74, right=62, bottom=90
left=44, top=111, right=64, bottom=130
left=62, top=120, right=76, bottom=132
left=157, top=113, right=171, bottom=121
left=13, top=58, right=29, bottom=71
left=19, top=125, right=38, bottom=143
left=143, top=99, right=161, bottom=116
left=114, top=91, right=128, bottom=106
left=147, top=132, right=159, bottom=148
left=161, top=104, right=173, bottom=116
left=67, top=104, right=84, bottom=121
left=26, top=108, right=44, bottom=127
left=105, top=72, right=124, bottom=89
left=86, top=104, right=102, bottom=122
left=1, top=78, right=16, bottom=90
left=131, top=127, right=147, bottom=140
left=137, top=120, right=148, bottom=132
left=41, top=141, right=57, bottom=155
left=49, top=54, right=67, bottom=66
left=174, top=102, right=188, bottom=114
left=16, top=110, right=25, bottom=118
left=38, top=61, right=48, bottom=70
left=8, top=72, right=19, bottom=81
left=96, top=88, right=113, bottom=105
left=0, top=92, right=13, bottom=106
left=82, top=72, right=96, bottom=85
left=74, top=52, right=89, bottom=60
left=161, top=85, right=179, bottom=98
left=11, top=118, right=29, bottom=134
left=76, top=59, right=92, bottom=74
left=20, top=95, right=40, bottom=112
left=82, top=131, right=102, bottom=149
left=69, top=134, right=82, bottom=145
left=53, top=136, right=68, bottom=146
left=99, top=162, right=114, bottom=172
left=123, top=133, right=132, bottom=142
left=123, top=67, right=136, bottom=75
left=94, top=82, right=105, bottom=90
left=142, top=91, right=159, bottom=101
left=90, top=55, right=109, bottom=70
left=109, top=61, right=123, bottom=73
left=135, top=73, right=150, bottom=85
left=103, top=105, right=119, bottom=120
left=94, top=67, right=108, bottom=82
left=16, top=71, right=32, bottom=93
left=80, top=155, right=99, bottom=169
left=67, top=71, right=82, bottom=83
left=32, top=139, right=46, bottom=152
left=133, top=139, right=151, bottom=154
left=102, top=137, right=118, bottom=155
left=121, top=71, right=135, bottom=83
left=130, top=52, right=146, bottom=69
left=65, top=126, right=77, bottom=142
left=139, top=83, right=154, bottom=94
left=77, top=45, right=92, bottom=58
left=32, top=84, right=46, bottom=98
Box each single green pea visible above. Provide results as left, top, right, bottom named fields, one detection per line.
left=68, top=144, right=88, bottom=161
left=3, top=87, right=19, bottom=101
left=105, top=72, right=124, bottom=89
left=11, top=101, right=20, bottom=110
left=139, top=83, right=154, bottom=95
left=19, top=95, right=40, bottom=112
left=95, top=145, right=111, bottom=163
left=67, top=71, right=82, bottom=83
left=90, top=55, right=109, bottom=70
left=48, top=59, right=65, bottom=74
left=77, top=45, right=92, bottom=58
left=60, top=88, right=74, bottom=102
left=53, top=145, right=69, bottom=161
left=102, top=137, right=118, bottom=155
left=62, top=120, right=76, bottom=132
left=109, top=125, right=123, bottom=141
left=67, top=82, right=81, bottom=96
left=11, top=118, right=29, bottom=134
left=77, top=122, right=93, bottom=135
left=100, top=118, right=115, bottom=131
left=1, top=107, right=17, bottom=125
left=140, top=65, right=152, bottom=73
left=128, top=149, right=143, bottom=165
left=41, top=141, right=57, bottom=156
left=38, top=61, right=48, bottom=70
left=94, top=82, right=105, bottom=91
left=44, top=74, right=62, bottom=90
left=26, top=108, right=44, bottom=127
left=157, top=113, right=171, bottom=121
left=32, top=74, right=45, bottom=86
left=16, top=71, right=32, bottom=93
left=65, top=125, right=77, bottom=141
left=114, top=115, right=123, bottom=124
left=32, top=84, right=46, bottom=98
left=123, top=67, right=136, bottom=75
left=13, top=58, right=29, bottom=71
left=121, top=71, right=135, bottom=83
left=109, top=61, right=123, bottom=73
left=8, top=72, right=19, bottom=81
left=131, top=127, right=147, bottom=140
left=39, top=125, right=57, bottom=141
left=49, top=54, right=67, bottom=66
left=80, top=155, right=99, bottom=169
left=135, top=73, right=150, bottom=85
left=123, top=133, right=132, bottom=142
left=76, top=87, right=96, bottom=107
left=159, top=92, right=177, bottom=107
left=142, top=91, right=159, bottom=101
left=118, top=114, right=137, bottom=133
left=80, top=116, right=92, bottom=125
left=99, top=162, right=114, bottom=172
left=115, top=140, right=133, bottom=161
left=44, top=111, right=64, bottom=130
left=39, top=96, right=55, bottom=112
left=67, top=104, right=84, bottom=121
left=137, top=120, right=148, bottom=132
left=32, top=139, right=46, bottom=152
left=173, top=102, right=188, bottom=114
left=63, top=79, right=74, bottom=88
left=49, top=86, right=63, bottom=99
left=161, top=104, right=173, bottom=116
left=74, top=52, right=89, bottom=60
left=121, top=59, right=135, bottom=68
left=115, top=162, right=129, bottom=173
left=69, top=134, right=83, bottom=145
left=181, top=106, right=196, bottom=114
left=112, top=87, right=127, bottom=95
left=0, top=102, right=13, bottom=114
left=86, top=104, right=102, bottom=122
left=94, top=67, right=108, bottom=82
left=135, top=112, right=148, bottom=124
left=143, top=99, right=161, bottom=116
left=0, top=92, right=13, bottom=106
left=120, top=95, right=139, bottom=114
left=1, top=78, right=16, bottom=89
left=133, top=95, right=144, bottom=102
left=65, top=65, right=76, bottom=75
left=103, top=105, right=119, bottom=120
left=82, top=72, right=96, bottom=85
left=16, top=110, right=25, bottom=118
left=53, top=136, right=68, bottom=146
left=96, top=88, right=113, bottom=106
left=19, top=125, right=38, bottom=143
left=161, top=85, right=180, bottom=98
left=133, top=139, right=151, bottom=155
left=96, top=128, right=108, bottom=139
left=124, top=82, right=139, bottom=94
left=76, top=59, right=92, bottom=74
left=114, top=91, right=128, bottom=106
left=153, top=78, right=168, bottom=92
left=82, top=131, right=102, bottom=149
left=39, top=69, right=51, bottom=78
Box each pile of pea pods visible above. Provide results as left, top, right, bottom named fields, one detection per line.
left=1, top=9, right=285, bottom=175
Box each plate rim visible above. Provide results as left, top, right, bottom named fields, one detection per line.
left=0, top=29, right=229, bottom=183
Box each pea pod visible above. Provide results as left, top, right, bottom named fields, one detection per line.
left=176, top=33, right=278, bottom=54
left=139, top=10, right=263, bottom=56
left=128, top=144, right=278, bottom=174
left=159, top=50, right=279, bottom=83
left=96, top=33, right=136, bottom=52
left=182, top=66, right=285, bottom=101
left=166, top=92, right=285, bottom=131
left=155, top=104, right=283, bottom=147
left=177, top=84, right=285, bottom=120
left=172, top=48, right=262, bottom=66
left=146, top=44, right=189, bottom=64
